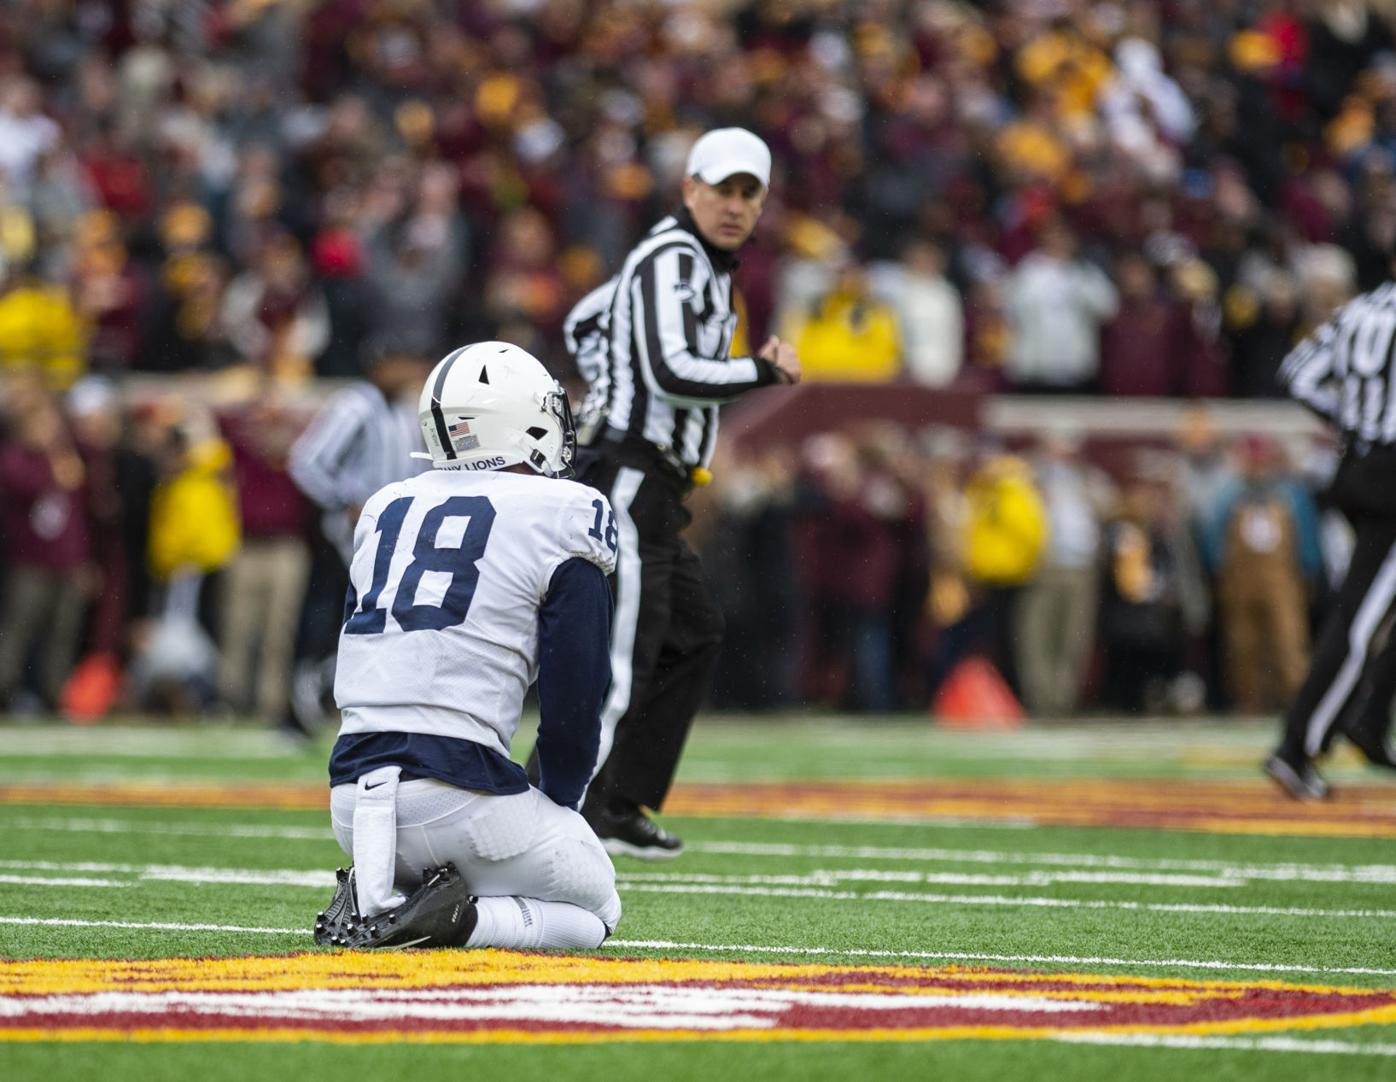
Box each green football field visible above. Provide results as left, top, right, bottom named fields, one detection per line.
left=2, top=715, right=1396, bottom=1081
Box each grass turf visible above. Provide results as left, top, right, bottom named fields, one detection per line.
left=1, top=716, right=1395, bottom=1080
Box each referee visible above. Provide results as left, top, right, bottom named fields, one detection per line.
left=281, top=341, right=432, bottom=738
left=1265, top=281, right=1396, bottom=798
left=557, top=128, right=801, bottom=856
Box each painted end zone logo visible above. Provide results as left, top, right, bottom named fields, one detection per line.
left=3, top=951, right=1396, bottom=1045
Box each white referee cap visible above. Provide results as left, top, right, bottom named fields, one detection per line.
left=686, top=127, right=771, bottom=188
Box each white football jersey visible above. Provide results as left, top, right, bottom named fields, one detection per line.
left=334, top=469, right=618, bottom=758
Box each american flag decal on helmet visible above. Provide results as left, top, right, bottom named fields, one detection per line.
left=448, top=419, right=479, bottom=451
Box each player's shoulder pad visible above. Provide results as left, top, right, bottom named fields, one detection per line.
left=550, top=479, right=619, bottom=575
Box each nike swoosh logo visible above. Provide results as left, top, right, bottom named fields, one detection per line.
left=364, top=781, right=389, bottom=791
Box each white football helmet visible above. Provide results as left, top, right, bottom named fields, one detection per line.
left=416, top=341, right=577, bottom=477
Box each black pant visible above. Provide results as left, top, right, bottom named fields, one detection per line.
left=574, top=444, right=724, bottom=813
left=1278, top=516, right=1396, bottom=760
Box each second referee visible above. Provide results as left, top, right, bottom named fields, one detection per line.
left=1266, top=279, right=1396, bottom=797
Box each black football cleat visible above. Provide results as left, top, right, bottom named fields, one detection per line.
left=318, top=864, right=478, bottom=950
left=588, top=805, right=684, bottom=860
left=1264, top=753, right=1332, bottom=801
left=314, top=867, right=361, bottom=946
left=1340, top=720, right=1396, bottom=772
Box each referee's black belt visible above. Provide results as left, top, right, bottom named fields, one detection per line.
left=592, top=426, right=698, bottom=489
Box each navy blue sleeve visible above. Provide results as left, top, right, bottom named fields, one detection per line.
left=535, top=557, right=613, bottom=809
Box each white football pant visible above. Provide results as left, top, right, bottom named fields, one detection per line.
left=331, top=778, right=621, bottom=949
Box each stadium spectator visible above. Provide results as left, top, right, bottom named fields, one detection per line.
left=1099, top=254, right=1185, bottom=398
left=0, top=263, right=84, bottom=389
left=0, top=380, right=91, bottom=712
left=282, top=340, right=431, bottom=737
left=1202, top=435, right=1322, bottom=714
left=217, top=394, right=311, bottom=721
left=1015, top=428, right=1113, bottom=718
left=961, top=448, right=1047, bottom=696
left=1098, top=459, right=1210, bottom=715
left=1226, top=269, right=1303, bottom=399
left=219, top=229, right=329, bottom=381
left=143, top=400, right=241, bottom=635
left=0, top=76, right=61, bottom=201
left=787, top=262, right=902, bottom=383
left=1003, top=219, right=1119, bottom=393
left=129, top=400, right=240, bottom=715
left=67, top=377, right=133, bottom=673
left=871, top=237, right=963, bottom=388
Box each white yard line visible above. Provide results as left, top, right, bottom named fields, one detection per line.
left=0, top=916, right=302, bottom=934
left=0, top=816, right=332, bottom=841
left=1054, top=1033, right=1396, bottom=1056
left=689, top=841, right=1396, bottom=885
left=615, top=881, right=1396, bottom=920
left=0, top=860, right=333, bottom=889
left=12, top=815, right=1393, bottom=883
left=11, top=817, right=1396, bottom=885
left=618, top=870, right=1248, bottom=889
left=0, top=917, right=1391, bottom=980
left=0, top=875, right=131, bottom=888
left=0, top=853, right=1387, bottom=898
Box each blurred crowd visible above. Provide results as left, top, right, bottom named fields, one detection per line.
left=2, top=0, right=1393, bottom=720
left=0, top=368, right=1343, bottom=720
left=696, top=409, right=1343, bottom=717
left=0, top=369, right=314, bottom=718
left=0, top=1, right=1395, bottom=393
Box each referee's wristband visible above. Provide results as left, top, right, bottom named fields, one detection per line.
left=756, top=357, right=793, bottom=385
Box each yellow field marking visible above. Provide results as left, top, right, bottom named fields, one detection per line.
left=2, top=951, right=1391, bottom=1000
left=5, top=951, right=1396, bottom=1046
left=3, top=776, right=1395, bottom=836
left=0, top=784, right=326, bottom=810
left=0, top=950, right=886, bottom=995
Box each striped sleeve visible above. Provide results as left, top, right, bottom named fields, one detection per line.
left=564, top=278, right=618, bottom=384
left=631, top=243, right=779, bottom=405
left=1278, top=315, right=1341, bottom=423
left=288, top=387, right=375, bottom=511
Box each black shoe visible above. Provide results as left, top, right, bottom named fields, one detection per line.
left=1264, top=753, right=1332, bottom=801
left=316, top=864, right=477, bottom=949
left=588, top=805, right=684, bottom=860
left=314, top=866, right=361, bottom=946
left=1340, top=721, right=1396, bottom=771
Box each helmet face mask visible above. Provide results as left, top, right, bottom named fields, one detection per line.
left=417, top=342, right=577, bottom=479
left=536, top=388, right=577, bottom=479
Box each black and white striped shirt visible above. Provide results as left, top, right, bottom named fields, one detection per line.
left=565, top=209, right=782, bottom=471
left=1281, top=282, right=1396, bottom=446
left=288, top=382, right=428, bottom=561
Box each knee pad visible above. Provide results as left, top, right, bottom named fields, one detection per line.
left=550, top=835, right=620, bottom=918
left=598, top=889, right=622, bottom=933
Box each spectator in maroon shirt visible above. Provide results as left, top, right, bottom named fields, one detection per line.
left=792, top=433, right=908, bottom=711
left=216, top=394, right=311, bottom=720
left=1099, top=254, right=1184, bottom=397
left=68, top=378, right=130, bottom=662
left=0, top=386, right=92, bottom=711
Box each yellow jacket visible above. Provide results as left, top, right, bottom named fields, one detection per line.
left=790, top=291, right=901, bottom=382
left=148, top=439, right=241, bottom=579
left=963, top=457, right=1048, bottom=586
left=0, top=283, right=85, bottom=389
